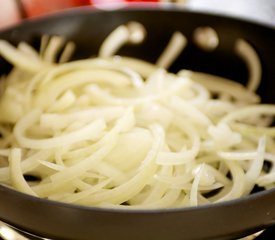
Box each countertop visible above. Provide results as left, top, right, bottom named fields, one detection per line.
left=185, top=0, right=275, bottom=27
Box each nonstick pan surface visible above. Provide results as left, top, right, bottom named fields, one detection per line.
left=0, top=6, right=275, bottom=240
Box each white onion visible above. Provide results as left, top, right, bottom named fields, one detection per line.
left=0, top=23, right=273, bottom=209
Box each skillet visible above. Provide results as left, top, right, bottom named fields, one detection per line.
left=0, top=5, right=275, bottom=240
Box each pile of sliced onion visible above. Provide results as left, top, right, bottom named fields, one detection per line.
left=0, top=22, right=274, bottom=209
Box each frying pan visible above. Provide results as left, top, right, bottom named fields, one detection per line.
left=0, top=5, right=275, bottom=240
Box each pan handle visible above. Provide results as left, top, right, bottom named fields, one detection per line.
left=255, top=225, right=275, bottom=239
left=0, top=220, right=51, bottom=240
left=0, top=220, right=273, bottom=240
left=0, top=220, right=28, bottom=240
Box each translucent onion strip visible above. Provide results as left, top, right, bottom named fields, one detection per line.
left=99, top=22, right=146, bottom=58
left=8, top=148, right=37, bottom=196
left=0, top=40, right=45, bottom=73
left=14, top=109, right=106, bottom=149
left=156, top=32, right=187, bottom=69
left=235, top=39, right=261, bottom=92
left=179, top=70, right=260, bottom=103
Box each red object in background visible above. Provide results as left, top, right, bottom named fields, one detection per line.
left=0, top=0, right=161, bottom=30
left=20, top=0, right=90, bottom=17
left=19, top=0, right=161, bottom=18
left=126, top=0, right=158, bottom=1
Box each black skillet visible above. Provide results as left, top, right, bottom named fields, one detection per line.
left=0, top=5, right=275, bottom=240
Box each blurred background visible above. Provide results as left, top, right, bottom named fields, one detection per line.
left=0, top=0, right=274, bottom=30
